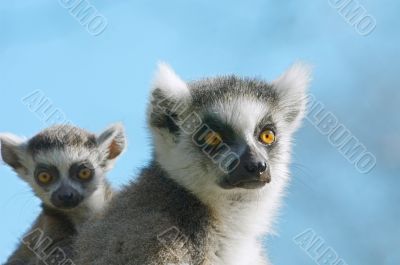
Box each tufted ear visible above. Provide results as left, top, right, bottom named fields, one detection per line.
left=149, top=63, right=192, bottom=134
left=273, top=62, right=312, bottom=131
left=152, top=62, right=190, bottom=101
left=97, top=123, right=127, bottom=168
left=0, top=133, right=27, bottom=171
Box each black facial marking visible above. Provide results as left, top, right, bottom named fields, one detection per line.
left=69, top=161, right=94, bottom=182
left=201, top=114, right=237, bottom=145
left=192, top=125, right=229, bottom=159
left=27, top=125, right=97, bottom=155
left=164, top=112, right=181, bottom=134
left=34, top=164, right=59, bottom=186
left=191, top=114, right=240, bottom=160
left=150, top=90, right=184, bottom=135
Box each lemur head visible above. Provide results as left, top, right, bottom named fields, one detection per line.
left=0, top=124, right=126, bottom=210
left=148, top=63, right=311, bottom=198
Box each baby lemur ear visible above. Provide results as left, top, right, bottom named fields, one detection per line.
left=272, top=62, right=312, bottom=131
left=97, top=123, right=127, bottom=163
left=0, top=133, right=26, bottom=171
left=149, top=62, right=191, bottom=133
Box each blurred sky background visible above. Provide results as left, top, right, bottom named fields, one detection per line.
left=0, top=0, right=399, bottom=264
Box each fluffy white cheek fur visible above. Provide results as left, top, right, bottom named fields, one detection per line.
left=83, top=182, right=108, bottom=213
left=152, top=130, right=218, bottom=190
left=14, top=155, right=54, bottom=206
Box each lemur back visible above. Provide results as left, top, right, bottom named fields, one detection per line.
left=0, top=124, right=126, bottom=265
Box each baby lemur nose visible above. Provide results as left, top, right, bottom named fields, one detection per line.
left=51, top=186, right=83, bottom=209
left=244, top=161, right=268, bottom=174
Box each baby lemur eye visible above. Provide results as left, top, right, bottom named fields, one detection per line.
left=77, top=167, right=93, bottom=181
left=204, top=131, right=223, bottom=146
left=37, top=171, right=53, bottom=185
left=259, top=129, right=276, bottom=145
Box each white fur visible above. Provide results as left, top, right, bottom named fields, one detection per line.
left=273, top=62, right=312, bottom=95
left=213, top=96, right=269, bottom=136
left=0, top=133, right=25, bottom=146
left=0, top=133, right=26, bottom=165
left=272, top=62, right=312, bottom=132
left=84, top=182, right=108, bottom=213
left=152, top=62, right=190, bottom=100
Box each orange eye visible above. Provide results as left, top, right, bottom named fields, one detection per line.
left=204, top=131, right=222, bottom=146
left=78, top=168, right=92, bottom=180
left=37, top=172, right=53, bottom=184
left=259, top=129, right=276, bottom=145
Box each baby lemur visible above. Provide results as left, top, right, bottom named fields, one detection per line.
left=74, top=63, right=311, bottom=265
left=0, top=123, right=126, bottom=265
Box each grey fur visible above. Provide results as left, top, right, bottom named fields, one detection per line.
left=1, top=124, right=126, bottom=265
left=73, top=63, right=311, bottom=265
left=75, top=164, right=210, bottom=265
left=26, top=125, right=97, bottom=155
left=189, top=76, right=279, bottom=107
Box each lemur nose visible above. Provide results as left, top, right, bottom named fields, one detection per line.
left=58, top=192, right=74, bottom=202
left=51, top=186, right=82, bottom=208
left=244, top=161, right=267, bottom=174
left=258, top=162, right=267, bottom=173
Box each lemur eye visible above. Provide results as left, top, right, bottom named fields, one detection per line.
left=78, top=167, right=93, bottom=181
left=205, top=132, right=222, bottom=146
left=259, top=129, right=276, bottom=145
left=37, top=172, right=53, bottom=184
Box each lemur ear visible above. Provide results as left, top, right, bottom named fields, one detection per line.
left=272, top=62, right=312, bottom=130
left=149, top=62, right=191, bottom=133
left=152, top=62, right=190, bottom=101
left=0, top=133, right=26, bottom=171
left=97, top=123, right=126, bottom=161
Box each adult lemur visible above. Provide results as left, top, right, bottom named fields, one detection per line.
left=74, top=62, right=311, bottom=265
left=0, top=124, right=126, bottom=265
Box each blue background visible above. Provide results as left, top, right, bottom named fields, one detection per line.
left=0, top=1, right=399, bottom=264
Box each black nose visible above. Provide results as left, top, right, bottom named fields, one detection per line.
left=244, top=161, right=267, bottom=174
left=219, top=146, right=271, bottom=190
left=51, top=186, right=82, bottom=209
left=58, top=192, right=74, bottom=202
